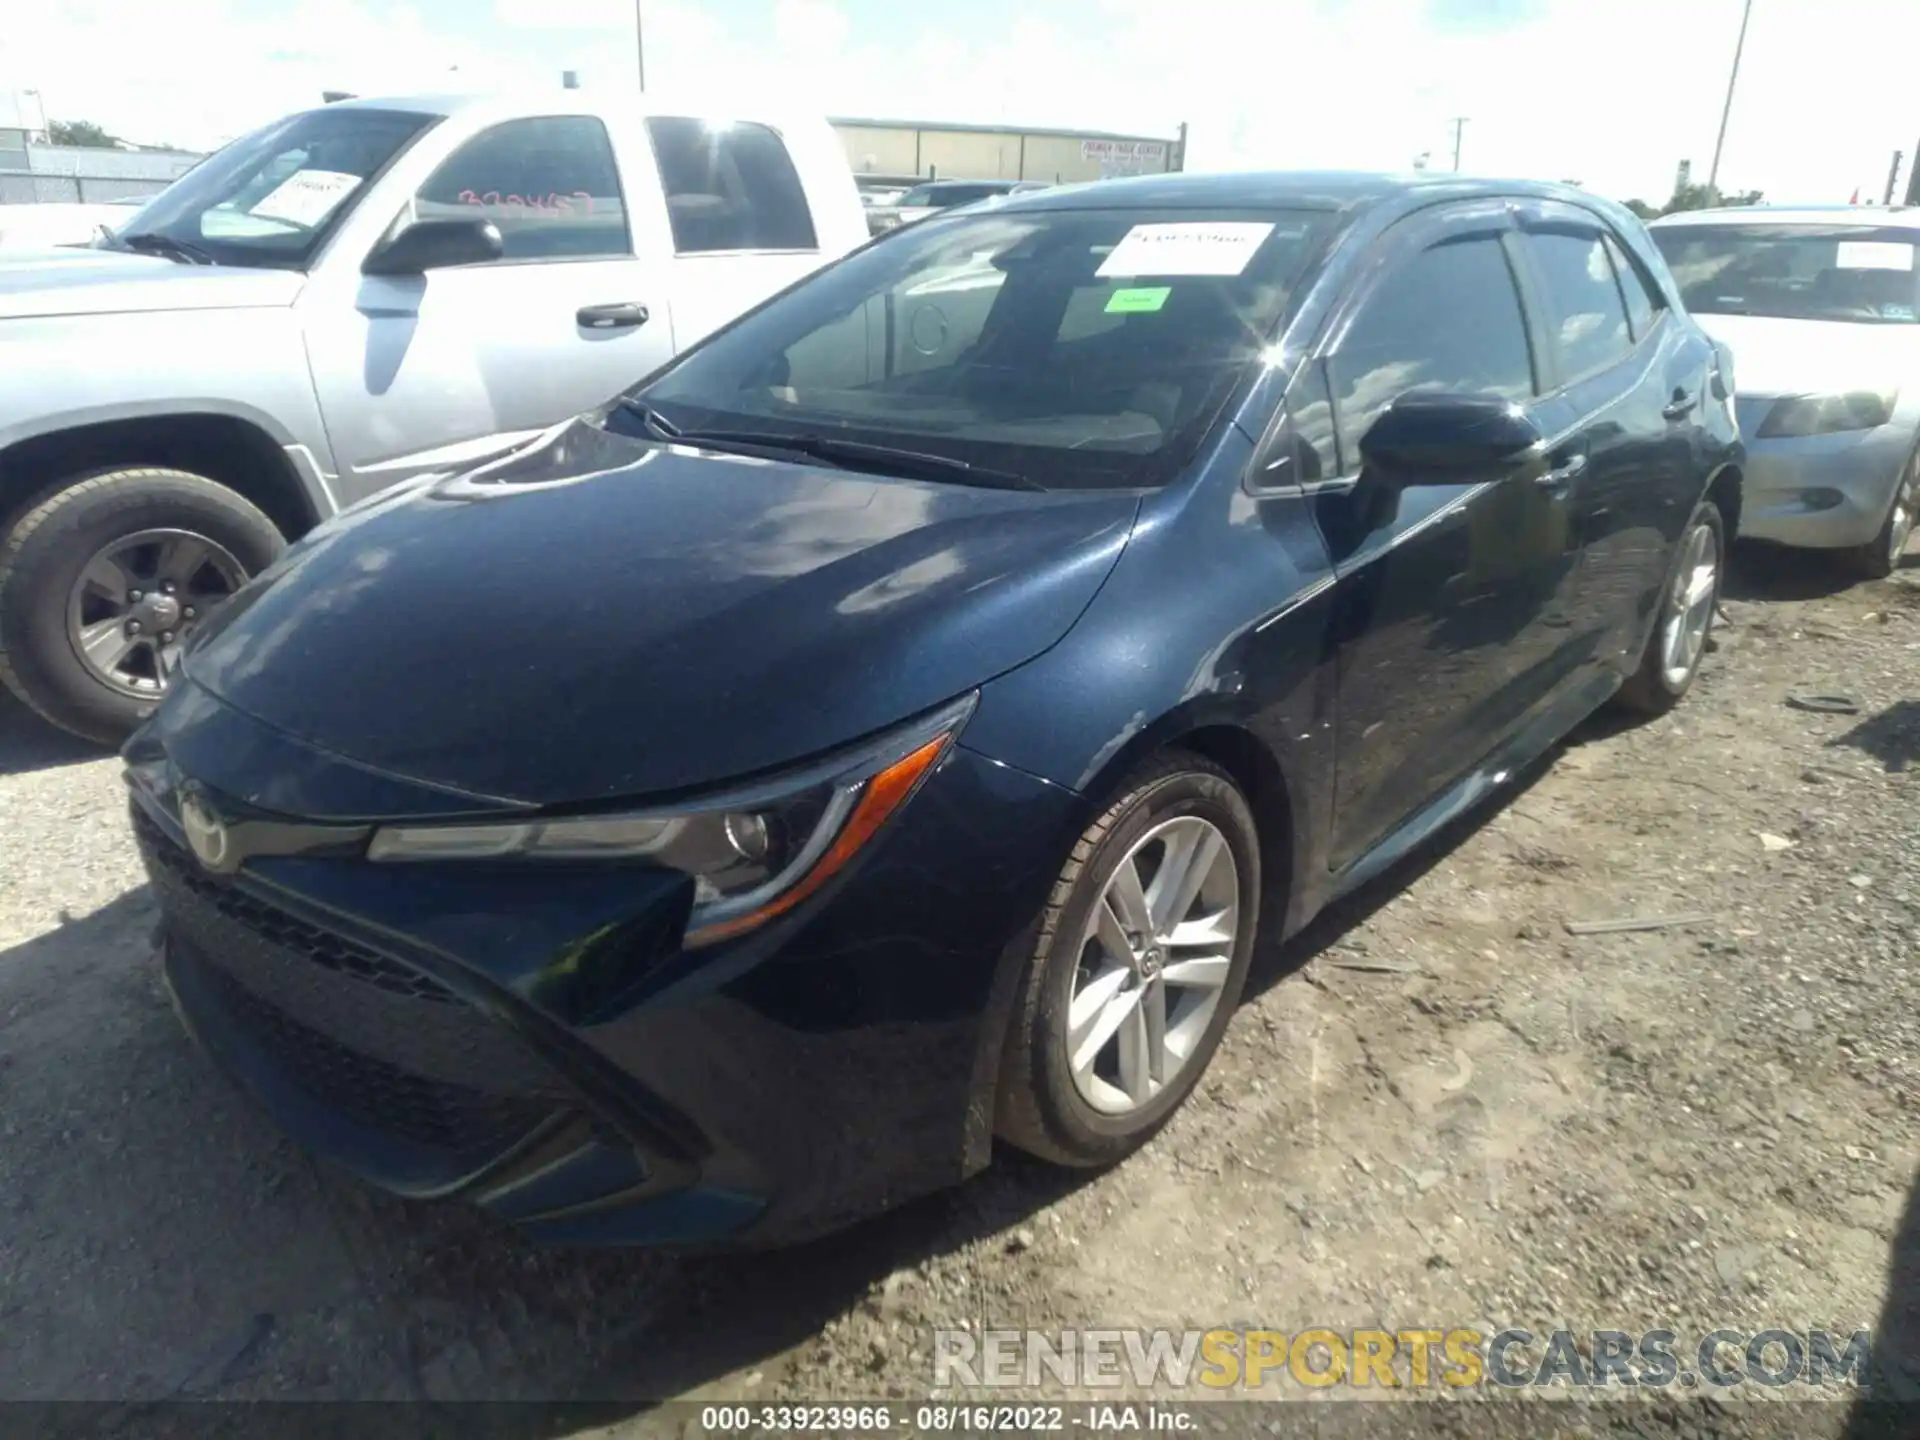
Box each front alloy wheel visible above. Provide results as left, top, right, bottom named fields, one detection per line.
left=1067, top=816, right=1239, bottom=1116
left=997, top=752, right=1260, bottom=1167
left=66, top=528, right=248, bottom=698
left=1849, top=448, right=1918, bottom=580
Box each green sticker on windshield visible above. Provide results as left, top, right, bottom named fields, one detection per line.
left=1106, top=286, right=1171, bottom=314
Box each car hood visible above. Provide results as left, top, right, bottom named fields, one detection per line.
left=0, top=248, right=304, bottom=321
left=183, top=418, right=1139, bottom=809
left=1692, top=312, right=1920, bottom=397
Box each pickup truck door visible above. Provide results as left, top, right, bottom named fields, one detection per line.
left=639, top=115, right=845, bottom=349
left=301, top=114, right=675, bottom=502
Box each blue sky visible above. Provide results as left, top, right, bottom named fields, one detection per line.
left=7, top=0, right=1919, bottom=205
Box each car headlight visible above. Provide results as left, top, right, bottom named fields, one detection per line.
left=366, top=694, right=975, bottom=946
left=1757, top=391, right=1898, bottom=438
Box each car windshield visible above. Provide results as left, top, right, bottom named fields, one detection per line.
left=621, top=206, right=1331, bottom=490
left=106, top=107, right=438, bottom=271
left=1652, top=223, right=1920, bottom=324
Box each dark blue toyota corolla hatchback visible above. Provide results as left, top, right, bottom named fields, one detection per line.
left=127, top=173, right=1741, bottom=1246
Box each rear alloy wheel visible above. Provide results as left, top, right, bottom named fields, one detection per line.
left=1616, top=499, right=1724, bottom=715
left=1845, top=446, right=1918, bottom=580
left=996, top=753, right=1260, bottom=1167
left=0, top=468, right=284, bottom=744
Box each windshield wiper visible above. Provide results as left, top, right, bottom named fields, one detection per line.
left=117, top=231, right=216, bottom=266
left=614, top=401, right=1044, bottom=492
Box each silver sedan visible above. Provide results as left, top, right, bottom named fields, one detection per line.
left=1652, top=207, right=1920, bottom=576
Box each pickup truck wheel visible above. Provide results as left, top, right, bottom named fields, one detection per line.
left=0, top=468, right=284, bottom=745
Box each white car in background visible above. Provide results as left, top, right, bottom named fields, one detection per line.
left=1651, top=207, right=1920, bottom=577
left=0, top=198, right=145, bottom=252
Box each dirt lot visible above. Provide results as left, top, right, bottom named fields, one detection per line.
left=1, top=546, right=1916, bottom=1436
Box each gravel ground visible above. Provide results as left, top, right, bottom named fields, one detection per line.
left=0, top=545, right=1915, bottom=1439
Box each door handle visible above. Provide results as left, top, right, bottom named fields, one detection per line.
left=1663, top=391, right=1698, bottom=420
left=1536, top=452, right=1588, bottom=492
left=577, top=302, right=650, bottom=330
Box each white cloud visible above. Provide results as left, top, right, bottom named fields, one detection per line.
left=3, top=0, right=1916, bottom=206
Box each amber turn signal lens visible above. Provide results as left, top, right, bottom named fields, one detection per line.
left=685, top=733, right=951, bottom=946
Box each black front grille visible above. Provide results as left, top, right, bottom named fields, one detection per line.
left=203, top=963, right=554, bottom=1160
left=133, top=805, right=455, bottom=1005
left=136, top=798, right=575, bottom=1174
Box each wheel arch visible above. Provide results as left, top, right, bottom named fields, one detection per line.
left=1704, top=461, right=1742, bottom=543
left=1070, top=703, right=1306, bottom=947
left=0, top=411, right=324, bottom=542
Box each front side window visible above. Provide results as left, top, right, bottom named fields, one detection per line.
left=647, top=117, right=817, bottom=254
left=1329, top=235, right=1535, bottom=461
left=1528, top=230, right=1633, bottom=379
left=1651, top=224, right=1920, bottom=324
left=414, top=117, right=629, bottom=261
left=105, top=107, right=435, bottom=270
left=625, top=207, right=1333, bottom=489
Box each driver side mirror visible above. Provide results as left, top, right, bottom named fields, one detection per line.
left=363, top=217, right=504, bottom=276
left=1358, top=391, right=1543, bottom=481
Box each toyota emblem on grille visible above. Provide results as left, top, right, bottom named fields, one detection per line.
left=179, top=789, right=233, bottom=872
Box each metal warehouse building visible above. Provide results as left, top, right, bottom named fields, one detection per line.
left=832, top=117, right=1185, bottom=185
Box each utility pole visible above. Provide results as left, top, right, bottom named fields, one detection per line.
left=1449, top=117, right=1469, bottom=173
left=635, top=0, right=647, bottom=92
left=1885, top=150, right=1905, bottom=207
left=1906, top=139, right=1920, bottom=207
left=1706, top=0, right=1753, bottom=196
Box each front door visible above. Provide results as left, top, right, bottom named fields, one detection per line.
left=1311, top=203, right=1580, bottom=871
left=303, top=114, right=674, bottom=503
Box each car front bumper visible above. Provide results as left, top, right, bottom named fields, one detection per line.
left=1733, top=402, right=1914, bottom=549
left=131, top=717, right=1087, bottom=1247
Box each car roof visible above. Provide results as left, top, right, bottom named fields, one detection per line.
left=313, top=90, right=823, bottom=130
left=989, top=169, right=1601, bottom=216
left=1652, top=205, right=1920, bottom=231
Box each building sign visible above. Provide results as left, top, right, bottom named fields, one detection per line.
left=1082, top=138, right=1169, bottom=178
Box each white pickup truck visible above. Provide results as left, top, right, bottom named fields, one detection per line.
left=0, top=93, right=868, bottom=742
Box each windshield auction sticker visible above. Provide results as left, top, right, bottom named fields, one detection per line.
left=1096, top=223, right=1275, bottom=278
left=251, top=169, right=363, bottom=227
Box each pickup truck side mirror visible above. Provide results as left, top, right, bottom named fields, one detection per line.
left=1357, top=391, right=1542, bottom=482
left=363, top=218, right=505, bottom=276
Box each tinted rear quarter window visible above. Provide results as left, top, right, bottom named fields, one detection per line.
left=647, top=117, right=818, bottom=254
left=1528, top=230, right=1633, bottom=380
left=1329, top=235, right=1535, bottom=461
left=1604, top=233, right=1662, bottom=338
left=415, top=116, right=629, bottom=260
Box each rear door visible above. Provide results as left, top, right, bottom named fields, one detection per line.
left=1513, top=202, right=1698, bottom=669
left=643, top=116, right=833, bottom=350
left=304, top=114, right=675, bottom=497
left=1313, top=201, right=1576, bottom=870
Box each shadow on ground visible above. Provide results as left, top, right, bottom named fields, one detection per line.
left=0, top=691, right=104, bottom=778
left=1847, top=1163, right=1920, bottom=1437
left=0, top=886, right=1094, bottom=1437
left=1830, top=699, right=1920, bottom=774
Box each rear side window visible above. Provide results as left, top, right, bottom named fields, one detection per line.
left=1329, top=235, right=1535, bottom=462
left=647, top=117, right=818, bottom=254
left=1528, top=230, right=1633, bottom=379
left=1605, top=233, right=1663, bottom=339
left=414, top=116, right=629, bottom=260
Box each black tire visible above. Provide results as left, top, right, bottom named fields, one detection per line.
left=1841, top=446, right=1918, bottom=581
left=1616, top=499, right=1726, bottom=716
left=995, top=751, right=1261, bottom=1168
left=0, top=468, right=284, bottom=745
